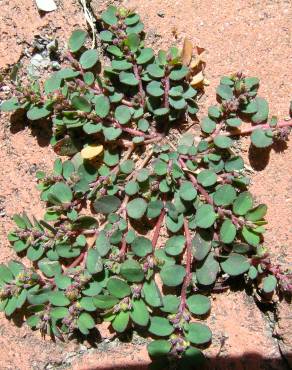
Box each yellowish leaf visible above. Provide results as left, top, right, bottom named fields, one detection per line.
left=181, top=38, right=193, bottom=66
left=190, top=71, right=204, bottom=87
left=81, top=144, right=104, bottom=160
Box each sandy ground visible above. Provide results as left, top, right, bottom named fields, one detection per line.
left=0, top=0, right=291, bottom=369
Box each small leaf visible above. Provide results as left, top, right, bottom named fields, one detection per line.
left=214, top=135, right=233, bottom=149
left=186, top=294, right=211, bottom=315
left=69, top=29, right=87, bottom=52
left=49, top=291, right=70, bottom=306
left=179, top=181, right=197, bottom=201
left=213, top=184, right=236, bottom=206
left=196, top=252, right=219, bottom=286
left=120, top=259, right=144, bottom=282
left=220, top=219, right=236, bottom=244
left=81, top=144, right=104, bottom=160
left=186, top=322, right=212, bottom=345
left=71, top=95, right=91, bottom=112
left=142, top=280, right=163, bottom=307
left=119, top=72, right=139, bottom=86
left=147, top=340, right=171, bottom=357
left=130, top=299, right=149, bottom=326
left=136, top=48, right=154, bottom=64
left=165, top=235, right=185, bottom=256
left=27, top=106, right=51, bottom=120
left=112, top=311, right=129, bottom=333
left=115, top=105, right=132, bottom=124
left=161, top=295, right=180, bottom=313
left=197, top=170, right=217, bottom=187
left=127, top=198, right=147, bottom=219
left=251, top=129, right=273, bottom=148
left=251, top=97, right=269, bottom=123
left=131, top=236, right=152, bottom=257
left=107, top=277, right=131, bottom=298
left=216, top=84, right=233, bottom=100
left=0, top=97, right=19, bottom=112
left=245, top=204, right=267, bottom=221
left=86, top=249, right=103, bottom=274
left=195, top=204, right=216, bottom=229
left=48, top=182, right=73, bottom=205
left=79, top=49, right=99, bottom=69
left=160, top=265, right=186, bottom=287
left=93, top=295, right=118, bottom=309
left=78, top=312, right=95, bottom=329
left=149, top=316, right=174, bottom=337
left=263, top=275, right=277, bottom=293
left=233, top=192, right=253, bottom=215
left=94, top=195, right=121, bottom=214
left=94, top=95, right=110, bottom=118
left=220, top=253, right=250, bottom=276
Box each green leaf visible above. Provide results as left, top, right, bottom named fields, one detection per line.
left=197, top=170, right=217, bottom=187
left=38, top=259, right=61, bottom=277
left=192, top=231, right=212, bottom=261
left=195, top=204, right=217, bottom=229
left=251, top=97, right=269, bottom=123
left=95, top=231, right=111, bottom=257
left=99, top=30, right=113, bottom=42
left=111, top=59, right=133, bottom=71
left=130, top=299, right=149, bottom=326
left=107, top=277, right=131, bottom=298
left=154, top=107, right=170, bottom=117
left=220, top=253, right=250, bottom=276
left=83, top=281, right=102, bottom=296
left=160, top=265, right=185, bottom=287
left=169, top=66, right=188, bottom=81
left=0, top=97, right=19, bottom=112
left=49, top=291, right=70, bottom=306
left=225, top=156, right=244, bottom=172
left=0, top=264, right=14, bottom=283
left=233, top=192, right=253, bottom=215
left=112, top=311, right=130, bottom=333
left=146, top=81, right=164, bottom=97
left=142, top=280, right=163, bottom=307
left=93, top=295, right=118, bottom=309
left=119, top=72, right=139, bottom=86
left=131, top=236, right=152, bottom=257
left=245, top=204, right=267, bottom=221
left=120, top=259, right=144, bottom=282
left=71, top=95, right=91, bottom=112
left=165, top=235, right=185, bottom=256
left=27, top=106, right=51, bottom=120
left=78, top=312, right=95, bottom=329
left=220, top=219, right=236, bottom=244
left=51, top=307, right=69, bottom=320
left=94, top=195, right=121, bottom=214
left=120, top=159, right=135, bottom=174
left=213, top=184, right=237, bottom=206
left=186, top=294, right=211, bottom=315
left=48, top=182, right=73, bottom=204
left=251, top=129, right=273, bottom=148
left=107, top=45, right=123, bottom=57
left=161, top=295, right=180, bottom=313
left=147, top=340, right=171, bottom=357
left=165, top=213, right=184, bottom=233
left=179, top=181, right=197, bottom=201
left=196, top=252, right=219, bottom=285
left=126, top=33, right=140, bottom=52
left=54, top=274, right=72, bottom=290
left=226, top=117, right=242, bottom=127
left=208, top=106, right=221, bottom=119
left=125, top=181, right=139, bottom=196
left=101, top=5, right=118, bottom=25
left=216, top=84, right=233, bottom=100
left=115, top=105, right=132, bottom=124
left=149, top=316, right=174, bottom=337
left=146, top=63, right=165, bottom=78
left=241, top=226, right=260, bottom=246
left=86, top=249, right=103, bottom=274
left=185, top=322, right=212, bottom=345
left=127, top=198, right=147, bottom=219
left=263, top=275, right=277, bottom=293
left=214, top=135, right=233, bottom=149
left=136, top=48, right=154, bottom=64
left=80, top=49, right=99, bottom=69
left=5, top=296, right=18, bottom=316
left=94, top=94, right=110, bottom=118
left=69, top=29, right=87, bottom=52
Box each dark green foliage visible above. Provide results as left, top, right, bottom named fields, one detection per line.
left=0, top=5, right=291, bottom=368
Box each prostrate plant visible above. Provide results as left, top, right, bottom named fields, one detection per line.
left=0, top=5, right=292, bottom=369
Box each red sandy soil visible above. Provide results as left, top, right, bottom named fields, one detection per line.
left=0, top=1, right=291, bottom=369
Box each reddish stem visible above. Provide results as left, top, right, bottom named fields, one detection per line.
left=163, top=74, right=170, bottom=109
left=179, top=218, right=193, bottom=312
left=133, top=63, right=145, bottom=106
left=207, top=119, right=292, bottom=141
left=66, top=251, right=86, bottom=269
